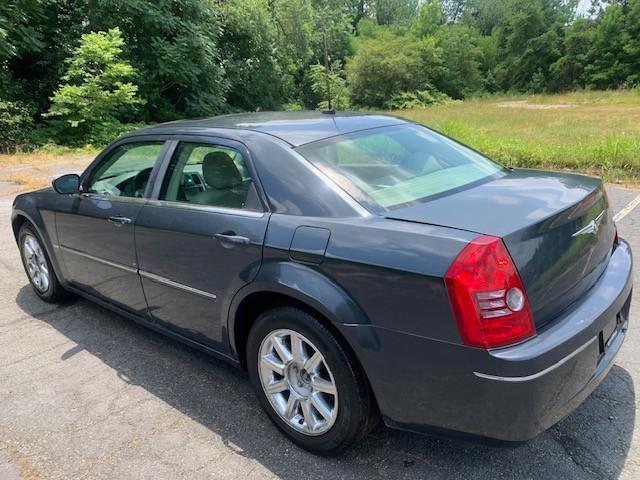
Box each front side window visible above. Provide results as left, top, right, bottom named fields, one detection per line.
left=296, top=124, right=504, bottom=210
left=159, top=142, right=260, bottom=211
left=86, top=142, right=164, bottom=198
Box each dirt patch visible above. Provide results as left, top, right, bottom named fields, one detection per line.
left=496, top=100, right=575, bottom=110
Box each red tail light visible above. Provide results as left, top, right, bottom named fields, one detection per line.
left=445, top=235, right=535, bottom=349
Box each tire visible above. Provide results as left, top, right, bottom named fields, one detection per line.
left=247, top=307, right=377, bottom=455
left=18, top=223, right=69, bottom=303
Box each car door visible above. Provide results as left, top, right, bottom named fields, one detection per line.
left=135, top=138, right=269, bottom=351
left=56, top=140, right=167, bottom=313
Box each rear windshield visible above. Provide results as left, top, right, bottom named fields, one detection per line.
left=296, top=124, right=503, bottom=210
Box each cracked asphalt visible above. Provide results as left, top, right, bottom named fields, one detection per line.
left=1, top=186, right=640, bottom=480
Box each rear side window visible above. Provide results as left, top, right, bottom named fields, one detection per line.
left=296, top=124, right=503, bottom=210
left=86, top=142, right=164, bottom=198
left=159, top=142, right=261, bottom=211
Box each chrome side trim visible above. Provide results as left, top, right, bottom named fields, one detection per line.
left=473, top=337, right=597, bottom=383
left=144, top=199, right=266, bottom=218
left=59, top=246, right=138, bottom=274
left=139, top=270, right=217, bottom=301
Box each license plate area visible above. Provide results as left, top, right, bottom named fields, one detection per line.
left=598, top=313, right=623, bottom=360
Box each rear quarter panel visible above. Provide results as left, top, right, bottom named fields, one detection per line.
left=259, top=213, right=478, bottom=343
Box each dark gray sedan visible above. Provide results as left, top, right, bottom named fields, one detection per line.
left=11, top=112, right=632, bottom=455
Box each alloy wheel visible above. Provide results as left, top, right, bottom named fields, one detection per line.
left=22, top=234, right=50, bottom=293
left=258, top=329, right=338, bottom=436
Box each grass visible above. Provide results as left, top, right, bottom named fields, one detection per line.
left=395, top=89, right=640, bottom=184
left=0, top=144, right=98, bottom=168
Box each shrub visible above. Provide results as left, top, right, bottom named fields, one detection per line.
left=384, top=88, right=453, bottom=110
left=347, top=31, right=443, bottom=108
left=0, top=100, right=33, bottom=151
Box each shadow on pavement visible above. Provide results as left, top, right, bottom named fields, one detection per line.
left=15, top=285, right=635, bottom=479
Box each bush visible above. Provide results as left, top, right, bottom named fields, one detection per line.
left=384, top=88, right=453, bottom=110
left=0, top=100, right=33, bottom=151
left=347, top=31, right=443, bottom=108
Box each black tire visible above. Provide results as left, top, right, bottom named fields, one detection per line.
left=247, top=307, right=377, bottom=455
left=18, top=223, right=69, bottom=303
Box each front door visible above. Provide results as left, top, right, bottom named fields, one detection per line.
left=56, top=141, right=166, bottom=313
left=135, top=140, right=269, bottom=351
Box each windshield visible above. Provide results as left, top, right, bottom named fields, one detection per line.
left=296, top=124, right=504, bottom=210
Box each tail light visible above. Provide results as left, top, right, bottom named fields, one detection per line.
left=445, top=235, right=535, bottom=349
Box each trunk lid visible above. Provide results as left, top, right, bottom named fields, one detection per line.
left=386, top=169, right=616, bottom=328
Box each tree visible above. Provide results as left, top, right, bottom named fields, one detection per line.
left=45, top=28, right=141, bottom=144
left=87, top=0, right=228, bottom=121
left=374, top=0, right=419, bottom=25
left=219, top=0, right=288, bottom=111
left=347, top=31, right=443, bottom=107
left=309, top=61, right=350, bottom=109
left=412, top=0, right=443, bottom=37
left=436, top=25, right=484, bottom=97
left=493, top=0, right=572, bottom=91
left=550, top=17, right=593, bottom=90
left=585, top=0, right=639, bottom=88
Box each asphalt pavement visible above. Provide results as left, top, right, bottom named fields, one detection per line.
left=1, top=186, right=640, bottom=480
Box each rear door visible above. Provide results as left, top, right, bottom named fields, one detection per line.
left=135, top=138, right=269, bottom=351
left=56, top=140, right=167, bottom=313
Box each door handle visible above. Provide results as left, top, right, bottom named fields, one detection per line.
left=108, top=215, right=132, bottom=227
left=214, top=232, right=251, bottom=247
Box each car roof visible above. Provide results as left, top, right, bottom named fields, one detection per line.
left=124, top=111, right=408, bottom=147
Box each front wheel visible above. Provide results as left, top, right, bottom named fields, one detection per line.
left=247, top=307, right=377, bottom=455
left=18, top=223, right=68, bottom=302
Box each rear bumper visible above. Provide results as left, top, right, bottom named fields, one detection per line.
left=339, top=239, right=633, bottom=442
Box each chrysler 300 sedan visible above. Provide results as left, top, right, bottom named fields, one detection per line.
left=11, top=112, right=632, bottom=455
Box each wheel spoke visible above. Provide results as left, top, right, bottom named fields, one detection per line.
left=310, top=393, right=333, bottom=421
left=311, top=377, right=336, bottom=396
left=300, top=399, right=317, bottom=431
left=265, top=379, right=287, bottom=394
left=303, top=351, right=322, bottom=373
left=272, top=335, right=292, bottom=364
left=290, top=333, right=307, bottom=364
left=284, top=394, right=299, bottom=419
left=261, top=354, right=285, bottom=376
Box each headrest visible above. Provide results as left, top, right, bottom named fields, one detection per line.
left=201, top=151, right=243, bottom=189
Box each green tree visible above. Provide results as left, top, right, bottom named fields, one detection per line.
left=45, top=28, right=141, bottom=144
left=347, top=31, right=443, bottom=107
left=412, top=0, right=443, bottom=37
left=550, top=17, right=593, bottom=90
left=88, top=0, right=228, bottom=121
left=436, top=25, right=484, bottom=97
left=309, top=61, right=350, bottom=109
left=219, top=0, right=288, bottom=111
left=585, top=0, right=639, bottom=88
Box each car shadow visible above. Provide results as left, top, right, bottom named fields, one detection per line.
left=15, top=285, right=635, bottom=479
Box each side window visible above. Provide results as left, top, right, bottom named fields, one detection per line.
left=159, top=142, right=261, bottom=211
left=86, top=142, right=164, bottom=198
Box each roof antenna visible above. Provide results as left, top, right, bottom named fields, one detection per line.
left=322, top=33, right=335, bottom=115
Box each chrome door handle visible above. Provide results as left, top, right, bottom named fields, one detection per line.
left=214, top=232, right=250, bottom=246
left=108, top=215, right=132, bottom=226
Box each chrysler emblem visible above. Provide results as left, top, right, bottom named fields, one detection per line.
left=572, top=210, right=605, bottom=237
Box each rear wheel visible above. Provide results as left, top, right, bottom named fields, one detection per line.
left=18, top=223, right=68, bottom=302
left=247, top=307, right=377, bottom=455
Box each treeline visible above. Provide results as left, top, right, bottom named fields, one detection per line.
left=0, top=0, right=639, bottom=148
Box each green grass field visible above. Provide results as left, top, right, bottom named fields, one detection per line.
left=396, top=90, right=640, bottom=184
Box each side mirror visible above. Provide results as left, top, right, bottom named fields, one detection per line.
left=52, top=174, right=80, bottom=194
